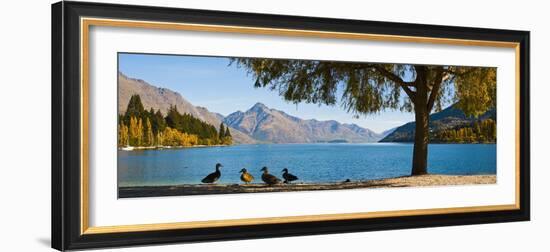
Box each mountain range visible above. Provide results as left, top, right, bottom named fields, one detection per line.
left=118, top=72, right=385, bottom=144
left=224, top=103, right=383, bottom=143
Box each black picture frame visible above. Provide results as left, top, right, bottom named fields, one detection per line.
left=52, top=1, right=530, bottom=251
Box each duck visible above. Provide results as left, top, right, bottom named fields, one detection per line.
left=239, top=168, right=254, bottom=184
left=282, top=168, right=298, bottom=184
left=260, top=166, right=281, bottom=185
left=201, top=163, right=223, bottom=183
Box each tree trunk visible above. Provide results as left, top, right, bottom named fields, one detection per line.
left=411, top=66, right=429, bottom=175
left=411, top=105, right=429, bottom=175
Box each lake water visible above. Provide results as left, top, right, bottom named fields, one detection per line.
left=118, top=143, right=496, bottom=187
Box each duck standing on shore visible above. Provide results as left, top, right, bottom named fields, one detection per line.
left=201, top=163, right=223, bottom=184
left=260, top=166, right=281, bottom=186
left=282, top=168, right=298, bottom=184
left=239, top=168, right=254, bottom=184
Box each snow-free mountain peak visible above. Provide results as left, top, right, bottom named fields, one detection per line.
left=223, top=103, right=383, bottom=143
left=251, top=102, right=269, bottom=111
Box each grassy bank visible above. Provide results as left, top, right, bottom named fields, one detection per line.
left=118, top=174, right=496, bottom=198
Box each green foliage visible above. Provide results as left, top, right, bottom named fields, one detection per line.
left=218, top=123, right=232, bottom=145
left=123, top=95, right=145, bottom=125
left=117, top=94, right=232, bottom=147
left=433, top=119, right=496, bottom=143
left=231, top=59, right=496, bottom=117
left=219, top=123, right=225, bottom=140
left=165, top=105, right=220, bottom=142
left=453, top=67, right=497, bottom=117
left=153, top=109, right=166, bottom=133
left=225, top=126, right=231, bottom=137
left=233, top=59, right=404, bottom=115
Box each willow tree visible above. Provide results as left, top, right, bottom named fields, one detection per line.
left=232, top=59, right=496, bottom=175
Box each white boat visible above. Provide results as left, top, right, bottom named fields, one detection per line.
left=121, top=146, right=134, bottom=151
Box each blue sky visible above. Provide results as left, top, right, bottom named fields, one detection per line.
left=118, top=53, right=415, bottom=133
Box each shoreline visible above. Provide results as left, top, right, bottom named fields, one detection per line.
left=118, top=144, right=230, bottom=151
left=380, top=141, right=496, bottom=145
left=118, top=174, right=496, bottom=198
left=119, top=142, right=496, bottom=151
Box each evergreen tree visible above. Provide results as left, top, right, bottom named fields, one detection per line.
left=225, top=127, right=231, bottom=138
left=222, top=126, right=233, bottom=145
left=124, top=94, right=145, bottom=125
left=153, top=109, right=166, bottom=134
left=219, top=123, right=225, bottom=140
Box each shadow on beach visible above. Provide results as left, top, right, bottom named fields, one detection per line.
left=118, top=174, right=496, bottom=198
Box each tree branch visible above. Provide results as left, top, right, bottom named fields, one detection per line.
left=443, top=67, right=475, bottom=78
left=369, top=65, right=416, bottom=101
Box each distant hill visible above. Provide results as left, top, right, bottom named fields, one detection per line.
left=118, top=72, right=257, bottom=144
left=224, top=103, right=383, bottom=143
left=380, top=105, right=496, bottom=142
left=381, top=127, right=398, bottom=138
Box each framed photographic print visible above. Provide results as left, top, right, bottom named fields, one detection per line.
left=52, top=1, right=530, bottom=250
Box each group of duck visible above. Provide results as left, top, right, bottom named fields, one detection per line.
left=201, top=163, right=299, bottom=185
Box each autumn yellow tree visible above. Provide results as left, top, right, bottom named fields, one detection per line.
left=160, top=127, right=200, bottom=146
left=128, top=116, right=144, bottom=146
left=144, top=118, right=154, bottom=146
left=129, top=117, right=137, bottom=146
left=137, top=118, right=143, bottom=146
left=118, top=122, right=129, bottom=147
left=155, top=131, right=163, bottom=146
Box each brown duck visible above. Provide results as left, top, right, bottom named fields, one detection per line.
left=260, top=166, right=281, bottom=185
left=239, top=168, right=254, bottom=184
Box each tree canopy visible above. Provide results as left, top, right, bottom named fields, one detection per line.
left=231, top=59, right=496, bottom=117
